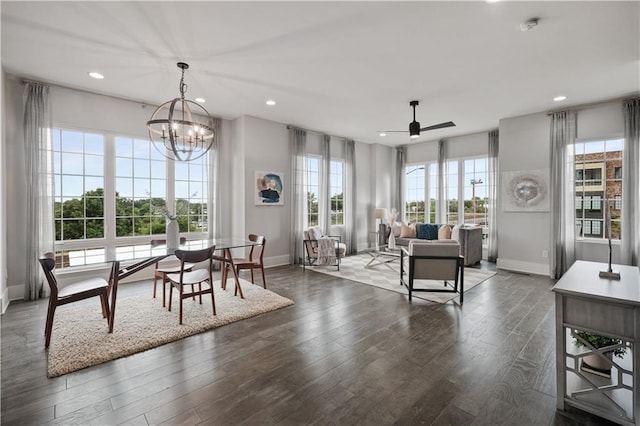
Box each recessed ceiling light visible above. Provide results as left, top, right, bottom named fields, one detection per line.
left=486, top=0, right=501, bottom=3
left=379, top=133, right=387, bottom=137
left=88, top=72, right=104, bottom=79
left=266, top=99, right=276, bottom=106
left=554, top=95, right=567, bottom=102
left=195, top=97, right=206, bottom=103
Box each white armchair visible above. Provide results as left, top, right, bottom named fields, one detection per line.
left=302, top=226, right=347, bottom=270
left=400, top=240, right=464, bottom=303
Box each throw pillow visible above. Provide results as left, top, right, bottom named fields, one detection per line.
left=416, top=223, right=439, bottom=240
left=451, top=224, right=462, bottom=241
left=416, top=223, right=427, bottom=239
left=400, top=222, right=416, bottom=238
left=438, top=224, right=452, bottom=240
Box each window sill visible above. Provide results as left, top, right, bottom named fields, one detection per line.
left=576, top=238, right=621, bottom=246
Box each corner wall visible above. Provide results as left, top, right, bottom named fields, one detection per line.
left=497, top=112, right=551, bottom=275
left=497, top=101, right=625, bottom=276
left=1, top=68, right=7, bottom=313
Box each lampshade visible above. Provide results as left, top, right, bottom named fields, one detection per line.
left=374, top=208, right=387, bottom=220
left=147, top=62, right=215, bottom=162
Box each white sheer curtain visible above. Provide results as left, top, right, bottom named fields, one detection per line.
left=394, top=146, right=406, bottom=217
left=320, top=134, right=331, bottom=233
left=289, top=127, right=307, bottom=264
left=436, top=140, right=447, bottom=224
left=207, top=117, right=222, bottom=240
left=550, top=111, right=577, bottom=278
left=621, top=98, right=640, bottom=266
left=344, top=139, right=357, bottom=255
left=487, top=130, right=499, bottom=262
left=23, top=82, right=54, bottom=300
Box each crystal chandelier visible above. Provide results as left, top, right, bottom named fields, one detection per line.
left=147, top=62, right=214, bottom=161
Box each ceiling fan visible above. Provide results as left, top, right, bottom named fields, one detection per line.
left=381, top=100, right=456, bottom=139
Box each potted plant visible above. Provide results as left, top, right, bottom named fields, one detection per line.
left=573, top=330, right=627, bottom=377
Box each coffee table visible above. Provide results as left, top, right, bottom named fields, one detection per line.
left=365, top=244, right=402, bottom=273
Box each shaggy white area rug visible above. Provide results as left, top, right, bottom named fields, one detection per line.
left=309, top=253, right=496, bottom=303
left=47, top=279, right=294, bottom=378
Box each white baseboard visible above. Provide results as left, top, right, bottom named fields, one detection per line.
left=497, top=258, right=550, bottom=277
left=8, top=284, right=24, bottom=304
left=1, top=287, right=9, bottom=314
left=264, top=255, right=290, bottom=269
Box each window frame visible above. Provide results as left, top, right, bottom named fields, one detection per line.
left=573, top=137, right=623, bottom=242
left=329, top=159, right=344, bottom=226
left=52, top=126, right=210, bottom=268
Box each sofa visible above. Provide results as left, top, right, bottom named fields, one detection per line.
left=378, top=222, right=483, bottom=266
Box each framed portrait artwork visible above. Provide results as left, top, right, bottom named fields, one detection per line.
left=255, top=171, right=284, bottom=206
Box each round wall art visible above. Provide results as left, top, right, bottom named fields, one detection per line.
left=501, top=169, right=550, bottom=212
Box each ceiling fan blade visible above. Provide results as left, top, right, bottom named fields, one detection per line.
left=420, top=121, right=456, bottom=132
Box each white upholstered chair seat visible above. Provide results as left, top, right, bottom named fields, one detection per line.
left=58, top=277, right=109, bottom=298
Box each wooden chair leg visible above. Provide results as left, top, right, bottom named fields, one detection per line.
left=179, top=286, right=184, bottom=325
left=162, top=274, right=168, bottom=307
left=198, top=283, right=203, bottom=304
left=210, top=282, right=216, bottom=316
left=222, top=264, right=228, bottom=290
left=153, top=274, right=158, bottom=299
left=44, top=303, right=56, bottom=349
left=99, top=292, right=110, bottom=319
left=168, top=282, right=174, bottom=312
left=260, top=266, right=267, bottom=289
left=250, top=268, right=255, bottom=283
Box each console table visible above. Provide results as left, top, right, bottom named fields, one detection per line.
left=553, top=260, right=640, bottom=425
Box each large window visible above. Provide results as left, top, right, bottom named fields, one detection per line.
left=574, top=138, right=623, bottom=240
left=305, top=156, right=320, bottom=227
left=175, top=158, right=208, bottom=233
left=53, top=127, right=209, bottom=268
left=404, top=163, right=438, bottom=223
left=304, top=156, right=345, bottom=228
left=53, top=130, right=105, bottom=242
left=114, top=136, right=167, bottom=237
left=446, top=160, right=459, bottom=224
left=463, top=158, right=488, bottom=226
left=329, top=160, right=344, bottom=225
left=405, top=165, right=425, bottom=223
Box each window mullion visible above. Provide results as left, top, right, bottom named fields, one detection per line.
left=104, top=133, right=116, bottom=260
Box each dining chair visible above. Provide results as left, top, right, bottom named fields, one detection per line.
left=166, top=246, right=216, bottom=325
left=224, top=234, right=267, bottom=289
left=400, top=240, right=464, bottom=303
left=150, top=238, right=194, bottom=307
left=39, top=252, right=117, bottom=349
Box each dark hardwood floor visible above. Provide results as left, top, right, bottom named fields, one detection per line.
left=1, top=263, right=615, bottom=425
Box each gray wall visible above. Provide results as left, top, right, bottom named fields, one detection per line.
left=1, top=69, right=7, bottom=312
left=1, top=80, right=378, bottom=301
left=0, top=72, right=629, bottom=306
left=497, top=101, right=625, bottom=276
left=497, top=112, right=551, bottom=275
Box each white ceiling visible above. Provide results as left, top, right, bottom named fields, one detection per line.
left=2, top=1, right=639, bottom=146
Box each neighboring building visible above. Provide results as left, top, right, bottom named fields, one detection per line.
left=575, top=149, right=622, bottom=239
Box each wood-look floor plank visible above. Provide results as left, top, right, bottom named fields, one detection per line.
left=0, top=263, right=618, bottom=425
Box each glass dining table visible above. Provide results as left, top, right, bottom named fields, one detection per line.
left=107, top=238, right=258, bottom=333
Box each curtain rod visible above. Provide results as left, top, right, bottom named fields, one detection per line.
left=19, top=75, right=223, bottom=120
left=20, top=77, right=153, bottom=107
left=286, top=125, right=353, bottom=141
left=546, top=93, right=639, bottom=116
